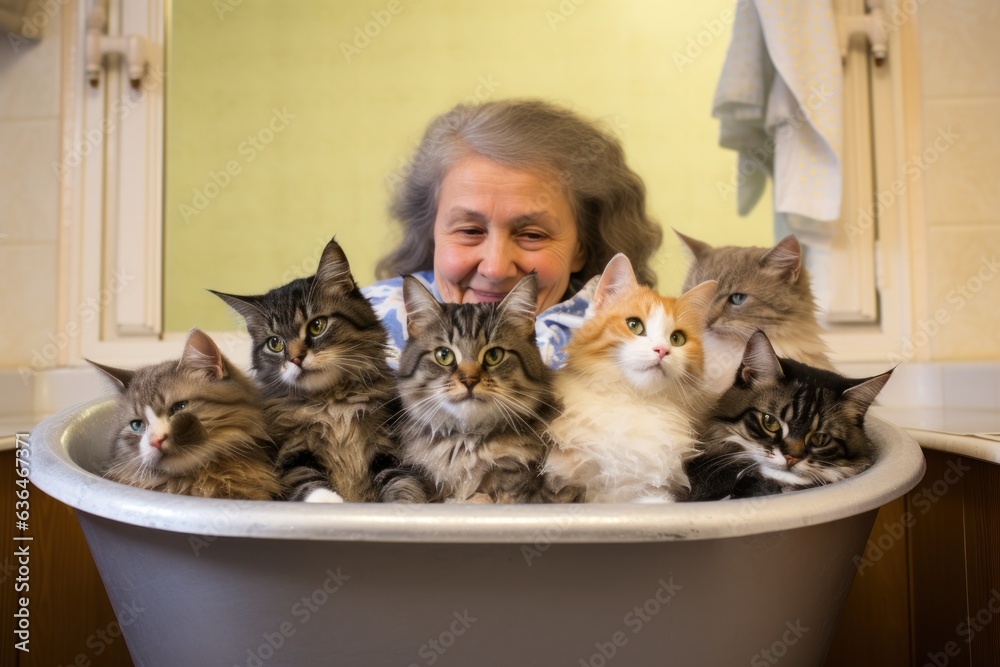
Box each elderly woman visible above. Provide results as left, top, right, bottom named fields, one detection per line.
left=363, top=99, right=662, bottom=367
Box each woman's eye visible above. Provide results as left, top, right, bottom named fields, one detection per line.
left=760, top=413, right=781, bottom=433
left=129, top=419, right=145, bottom=433
left=483, top=347, right=505, bottom=366
left=670, top=330, right=686, bottom=347
left=267, top=337, right=284, bottom=353
left=434, top=347, right=455, bottom=366
left=170, top=401, right=187, bottom=415
left=307, top=317, right=327, bottom=336
left=626, top=317, right=645, bottom=335
left=729, top=293, right=748, bottom=306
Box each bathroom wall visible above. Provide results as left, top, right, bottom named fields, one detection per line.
left=914, top=0, right=1000, bottom=360
left=0, top=8, right=61, bottom=370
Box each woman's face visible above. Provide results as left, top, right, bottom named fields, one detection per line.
left=433, top=153, right=585, bottom=314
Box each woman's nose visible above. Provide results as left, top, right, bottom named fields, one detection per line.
left=477, top=235, right=520, bottom=282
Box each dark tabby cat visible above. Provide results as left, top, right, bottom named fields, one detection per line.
left=378, top=274, right=576, bottom=504
left=92, top=328, right=282, bottom=500
left=212, top=238, right=397, bottom=503
left=684, top=331, right=892, bottom=500
left=676, top=230, right=832, bottom=396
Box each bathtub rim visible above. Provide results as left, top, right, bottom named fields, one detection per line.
left=29, top=398, right=925, bottom=544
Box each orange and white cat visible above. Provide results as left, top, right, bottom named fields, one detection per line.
left=544, top=254, right=718, bottom=503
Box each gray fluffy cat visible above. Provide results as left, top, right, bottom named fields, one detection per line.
left=684, top=331, right=892, bottom=500
left=677, top=231, right=833, bottom=396
left=379, top=274, right=577, bottom=504
left=213, top=238, right=397, bottom=503
left=92, top=329, right=282, bottom=500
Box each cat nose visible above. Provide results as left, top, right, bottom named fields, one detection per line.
left=291, top=357, right=303, bottom=366
left=784, top=454, right=802, bottom=468
left=653, top=345, right=669, bottom=359
left=459, top=375, right=480, bottom=391
left=150, top=434, right=166, bottom=450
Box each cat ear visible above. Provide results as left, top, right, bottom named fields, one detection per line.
left=315, top=238, right=356, bottom=293
left=179, top=328, right=226, bottom=380
left=737, top=330, right=783, bottom=386
left=402, top=276, right=442, bottom=337
left=842, top=368, right=893, bottom=414
left=676, top=280, right=718, bottom=318
left=86, top=360, right=134, bottom=393
left=209, top=290, right=264, bottom=325
left=674, top=229, right=713, bottom=261
left=593, top=254, right=638, bottom=311
left=498, top=273, right=538, bottom=335
left=761, top=235, right=802, bottom=284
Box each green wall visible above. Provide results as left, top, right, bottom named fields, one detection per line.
left=165, top=0, right=771, bottom=331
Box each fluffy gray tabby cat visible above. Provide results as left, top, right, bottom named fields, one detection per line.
left=379, top=274, right=578, bottom=504
left=677, top=231, right=833, bottom=396
left=92, top=328, right=282, bottom=500
left=213, top=239, right=397, bottom=503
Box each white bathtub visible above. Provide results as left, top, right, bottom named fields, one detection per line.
left=28, top=395, right=925, bottom=667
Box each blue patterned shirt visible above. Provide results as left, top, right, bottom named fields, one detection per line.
left=362, top=271, right=597, bottom=369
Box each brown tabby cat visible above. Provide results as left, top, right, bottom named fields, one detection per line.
left=92, top=329, right=282, bottom=500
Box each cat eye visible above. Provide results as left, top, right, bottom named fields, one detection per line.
left=434, top=347, right=455, bottom=366
left=483, top=347, right=505, bottom=367
left=806, top=432, right=833, bottom=450
left=670, top=330, right=687, bottom=346
left=129, top=419, right=145, bottom=434
left=266, top=337, right=285, bottom=353
left=728, top=293, right=748, bottom=306
left=759, top=413, right=782, bottom=433
left=626, top=317, right=645, bottom=336
left=307, top=317, right=328, bottom=336
left=170, top=401, right=187, bottom=415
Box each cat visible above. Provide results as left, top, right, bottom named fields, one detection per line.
left=212, top=238, right=398, bottom=503
left=92, top=328, right=282, bottom=500
left=543, top=253, right=719, bottom=503
left=676, top=231, right=833, bottom=396
left=378, top=273, right=576, bottom=504
left=684, top=330, right=892, bottom=500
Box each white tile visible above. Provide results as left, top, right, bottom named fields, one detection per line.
left=0, top=243, right=58, bottom=368
left=0, top=16, right=61, bottom=120
left=917, top=0, right=1000, bottom=99
left=0, top=118, right=60, bottom=243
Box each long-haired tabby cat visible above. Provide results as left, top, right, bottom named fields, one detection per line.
left=379, top=273, right=575, bottom=504
left=544, top=254, right=718, bottom=503
left=684, top=331, right=892, bottom=500
left=212, top=238, right=397, bottom=503
left=92, top=328, right=282, bottom=500
left=676, top=231, right=832, bottom=396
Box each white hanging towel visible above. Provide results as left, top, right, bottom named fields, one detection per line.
left=713, top=0, right=843, bottom=223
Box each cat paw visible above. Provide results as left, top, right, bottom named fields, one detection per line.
left=304, top=488, right=345, bottom=503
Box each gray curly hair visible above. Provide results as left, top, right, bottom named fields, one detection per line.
left=376, top=99, right=662, bottom=293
